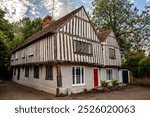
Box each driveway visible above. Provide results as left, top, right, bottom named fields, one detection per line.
left=0, top=80, right=150, bottom=100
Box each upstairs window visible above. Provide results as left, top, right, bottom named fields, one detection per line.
left=15, top=52, right=18, bottom=60
left=25, top=66, right=29, bottom=77
left=106, top=69, right=113, bottom=80
left=73, top=40, right=92, bottom=55
left=46, top=65, right=53, bottom=80
left=22, top=50, right=25, bottom=58
left=72, top=66, right=84, bottom=85
left=109, top=48, right=116, bottom=59
left=34, top=65, right=39, bottom=79
left=28, top=45, right=34, bottom=56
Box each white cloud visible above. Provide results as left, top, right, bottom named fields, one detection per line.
left=43, top=0, right=73, bottom=19
left=130, top=0, right=135, bottom=3
left=0, top=0, right=30, bottom=22
left=82, top=0, right=91, bottom=3
left=146, top=0, right=150, bottom=3
left=0, top=0, right=39, bottom=23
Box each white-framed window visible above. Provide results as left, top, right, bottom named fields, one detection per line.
left=106, top=69, right=113, bottom=80
left=15, top=52, right=18, bottom=60
left=72, top=66, right=85, bottom=85
left=22, top=49, right=25, bottom=58
left=28, top=45, right=34, bottom=56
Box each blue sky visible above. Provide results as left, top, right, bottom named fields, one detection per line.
left=0, top=0, right=150, bottom=23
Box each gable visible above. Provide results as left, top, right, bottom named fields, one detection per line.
left=105, top=31, right=119, bottom=48
left=58, top=7, right=99, bottom=42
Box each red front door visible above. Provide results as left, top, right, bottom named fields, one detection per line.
left=93, top=69, right=98, bottom=87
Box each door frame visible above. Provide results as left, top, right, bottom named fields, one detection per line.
left=93, top=68, right=100, bottom=87
left=122, top=70, right=129, bottom=83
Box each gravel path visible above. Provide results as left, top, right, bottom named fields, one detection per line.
left=0, top=80, right=150, bottom=100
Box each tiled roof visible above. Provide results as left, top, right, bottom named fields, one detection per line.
left=97, top=30, right=112, bottom=42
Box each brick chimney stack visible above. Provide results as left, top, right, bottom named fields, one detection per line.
left=42, top=16, right=52, bottom=30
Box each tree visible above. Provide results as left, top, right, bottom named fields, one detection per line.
left=92, top=0, right=150, bottom=54
left=138, top=56, right=150, bottom=77
left=20, top=17, right=42, bottom=41
left=123, top=51, right=145, bottom=77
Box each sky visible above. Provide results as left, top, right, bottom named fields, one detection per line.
left=0, top=0, right=150, bottom=23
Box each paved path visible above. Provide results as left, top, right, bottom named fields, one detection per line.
left=0, top=81, right=150, bottom=100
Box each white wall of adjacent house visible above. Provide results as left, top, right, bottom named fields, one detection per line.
left=59, top=65, right=98, bottom=94
left=12, top=65, right=57, bottom=94
left=100, top=68, right=120, bottom=82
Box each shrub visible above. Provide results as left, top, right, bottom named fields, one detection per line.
left=112, top=80, right=119, bottom=86
left=101, top=80, right=109, bottom=88
left=138, top=56, right=150, bottom=77
left=123, top=51, right=145, bottom=77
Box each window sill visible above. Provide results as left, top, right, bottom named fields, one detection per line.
left=72, top=84, right=86, bottom=87
left=28, top=54, right=34, bottom=57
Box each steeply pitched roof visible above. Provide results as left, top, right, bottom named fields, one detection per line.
left=97, top=30, right=112, bottom=42
left=12, top=6, right=83, bottom=53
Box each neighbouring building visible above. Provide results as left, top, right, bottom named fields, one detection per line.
left=11, top=6, right=122, bottom=95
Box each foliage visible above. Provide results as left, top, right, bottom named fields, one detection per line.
left=112, top=80, right=119, bottom=86
left=20, top=17, right=42, bottom=41
left=138, top=56, right=150, bottom=77
left=124, top=51, right=145, bottom=76
left=0, top=8, right=42, bottom=79
left=124, top=51, right=149, bottom=77
left=101, top=80, right=109, bottom=87
left=92, top=0, right=150, bottom=54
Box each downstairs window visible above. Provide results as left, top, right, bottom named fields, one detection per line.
left=72, top=66, right=85, bottom=85
left=106, top=69, right=113, bottom=80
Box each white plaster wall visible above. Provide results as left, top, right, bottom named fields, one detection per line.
left=100, top=68, right=120, bottom=81
left=60, top=65, right=96, bottom=94
left=12, top=65, right=57, bottom=94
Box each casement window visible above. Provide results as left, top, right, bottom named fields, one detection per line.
left=25, top=66, right=29, bottom=77
left=73, top=40, right=92, bottom=55
left=106, top=69, right=113, bottom=80
left=28, top=45, right=34, bottom=56
left=14, top=68, right=16, bottom=75
left=46, top=65, right=53, bottom=80
left=22, top=50, right=25, bottom=58
left=15, top=52, right=18, bottom=60
left=109, top=48, right=116, bottom=59
left=34, top=65, right=39, bottom=79
left=72, top=66, right=85, bottom=85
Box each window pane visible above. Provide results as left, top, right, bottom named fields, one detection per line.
left=73, top=40, right=92, bottom=55
left=109, top=48, right=116, bottom=59
left=72, top=67, right=75, bottom=84
left=34, top=65, right=39, bottom=79
left=82, top=67, right=84, bottom=83
left=25, top=66, right=29, bottom=77
left=72, top=67, right=84, bottom=85
left=76, top=67, right=80, bottom=84
left=46, top=65, right=53, bottom=80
